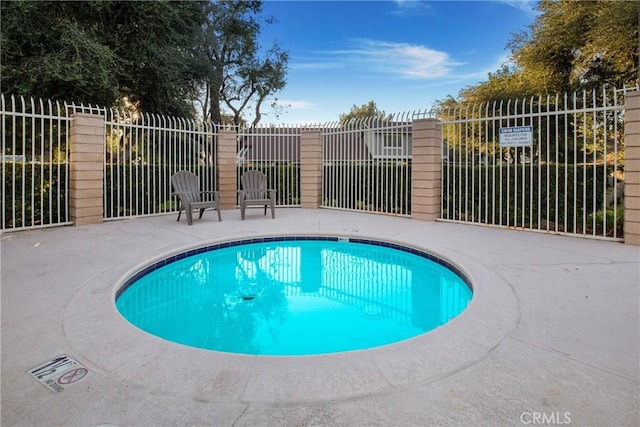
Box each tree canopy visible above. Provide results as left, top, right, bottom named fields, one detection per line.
left=339, top=101, right=392, bottom=125
left=1, top=0, right=288, bottom=124
left=455, top=0, right=639, bottom=105
left=197, top=0, right=288, bottom=126
left=1, top=1, right=207, bottom=117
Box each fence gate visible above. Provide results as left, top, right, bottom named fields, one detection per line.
left=439, top=86, right=635, bottom=240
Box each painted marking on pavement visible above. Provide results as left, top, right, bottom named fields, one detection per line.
left=28, top=354, right=89, bottom=393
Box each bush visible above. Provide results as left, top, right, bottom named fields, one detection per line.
left=586, top=207, right=624, bottom=237
left=104, top=164, right=217, bottom=218
left=237, top=164, right=300, bottom=206
left=2, top=162, right=68, bottom=229
left=442, top=163, right=616, bottom=235
left=322, top=162, right=411, bottom=215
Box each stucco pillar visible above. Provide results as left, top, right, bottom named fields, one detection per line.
left=624, top=90, right=640, bottom=245
left=411, top=118, right=442, bottom=221
left=300, top=128, right=323, bottom=209
left=69, top=113, right=104, bottom=226
left=217, top=128, right=238, bottom=210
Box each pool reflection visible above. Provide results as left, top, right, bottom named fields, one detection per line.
left=116, top=241, right=472, bottom=355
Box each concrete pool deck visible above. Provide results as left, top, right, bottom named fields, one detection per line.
left=1, top=208, right=639, bottom=426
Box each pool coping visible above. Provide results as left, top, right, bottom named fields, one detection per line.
left=4, top=209, right=638, bottom=425
left=63, top=231, right=519, bottom=403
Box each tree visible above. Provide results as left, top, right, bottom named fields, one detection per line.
left=105, top=1, right=209, bottom=117
left=1, top=1, right=120, bottom=106
left=439, top=0, right=638, bottom=164
left=197, top=0, right=288, bottom=126
left=339, top=101, right=392, bottom=125
left=458, top=65, right=537, bottom=104
left=511, top=0, right=638, bottom=92
left=0, top=1, right=207, bottom=117
left=455, top=0, right=638, bottom=105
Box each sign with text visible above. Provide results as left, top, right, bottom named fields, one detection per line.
left=499, top=126, right=533, bottom=147
left=28, top=354, right=88, bottom=393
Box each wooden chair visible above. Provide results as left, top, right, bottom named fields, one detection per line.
left=237, top=170, right=276, bottom=220
left=171, top=170, right=221, bottom=225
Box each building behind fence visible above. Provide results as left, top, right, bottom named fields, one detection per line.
left=2, top=87, right=640, bottom=245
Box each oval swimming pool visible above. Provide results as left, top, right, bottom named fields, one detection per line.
left=115, top=236, right=472, bottom=356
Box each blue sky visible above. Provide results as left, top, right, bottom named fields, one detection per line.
left=257, top=0, right=539, bottom=124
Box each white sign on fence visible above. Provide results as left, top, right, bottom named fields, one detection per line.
left=499, top=126, right=533, bottom=147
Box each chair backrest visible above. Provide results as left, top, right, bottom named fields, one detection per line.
left=240, top=170, right=267, bottom=199
left=171, top=170, right=201, bottom=203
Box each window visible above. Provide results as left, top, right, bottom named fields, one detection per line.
left=380, top=133, right=409, bottom=157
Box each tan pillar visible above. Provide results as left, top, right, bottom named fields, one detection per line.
left=411, top=118, right=442, bottom=221
left=217, top=128, right=238, bottom=210
left=624, top=91, right=640, bottom=245
left=69, top=113, right=104, bottom=226
left=300, top=128, right=323, bottom=209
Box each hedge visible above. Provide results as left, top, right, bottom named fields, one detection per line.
left=2, top=163, right=68, bottom=229
left=104, top=165, right=217, bottom=218
left=5, top=160, right=623, bottom=238
left=237, top=164, right=300, bottom=206
left=104, top=164, right=301, bottom=218
left=322, top=163, right=411, bottom=215
left=442, top=163, right=622, bottom=236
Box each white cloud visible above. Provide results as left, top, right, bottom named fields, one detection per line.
left=274, top=99, right=314, bottom=110
left=290, top=61, right=343, bottom=71
left=391, top=0, right=434, bottom=16
left=403, top=53, right=519, bottom=94
left=334, top=39, right=458, bottom=79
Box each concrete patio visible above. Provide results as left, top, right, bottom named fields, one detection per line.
left=1, top=208, right=638, bottom=426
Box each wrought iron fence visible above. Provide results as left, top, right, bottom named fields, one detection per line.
left=236, top=125, right=301, bottom=207
left=436, top=85, right=637, bottom=240
left=321, top=113, right=420, bottom=216
left=102, top=110, right=217, bottom=220
left=1, top=94, right=71, bottom=230
left=2, top=86, right=637, bottom=242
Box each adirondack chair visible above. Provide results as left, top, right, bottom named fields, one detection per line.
left=237, top=170, right=276, bottom=220
left=171, top=171, right=221, bottom=225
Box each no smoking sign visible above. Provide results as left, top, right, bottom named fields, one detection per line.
left=57, top=367, right=88, bottom=384
left=28, top=355, right=89, bottom=393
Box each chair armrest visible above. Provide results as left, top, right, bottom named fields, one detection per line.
left=172, top=190, right=219, bottom=201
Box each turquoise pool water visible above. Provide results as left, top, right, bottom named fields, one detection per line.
left=116, top=237, right=472, bottom=356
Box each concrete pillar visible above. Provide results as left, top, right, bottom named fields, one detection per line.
left=624, top=91, right=640, bottom=245
left=217, top=128, right=238, bottom=210
left=300, top=128, right=323, bottom=209
left=411, top=118, right=442, bottom=221
left=69, top=113, right=104, bottom=226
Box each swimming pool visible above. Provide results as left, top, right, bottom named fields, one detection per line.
left=116, top=236, right=472, bottom=356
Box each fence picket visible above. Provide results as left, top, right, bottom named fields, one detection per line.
left=2, top=86, right=637, bottom=241
left=439, top=85, right=637, bottom=240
